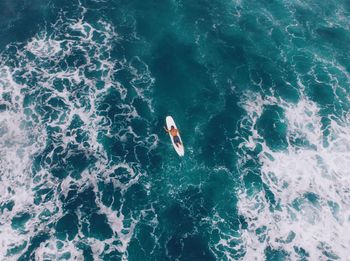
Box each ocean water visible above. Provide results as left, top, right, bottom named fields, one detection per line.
left=0, top=0, right=349, bottom=260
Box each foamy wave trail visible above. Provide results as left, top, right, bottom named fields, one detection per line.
left=0, top=2, right=157, bottom=259
left=237, top=89, right=350, bottom=259
left=215, top=1, right=350, bottom=259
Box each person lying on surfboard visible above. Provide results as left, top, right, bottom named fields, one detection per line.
left=164, top=125, right=182, bottom=148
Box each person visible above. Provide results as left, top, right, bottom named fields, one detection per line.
left=164, top=125, right=182, bottom=147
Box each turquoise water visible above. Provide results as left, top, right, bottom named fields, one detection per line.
left=0, top=0, right=350, bottom=259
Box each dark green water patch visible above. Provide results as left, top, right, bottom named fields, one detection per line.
left=0, top=200, right=14, bottom=213
left=66, top=48, right=87, bottom=68
left=257, top=105, right=288, bottom=151
left=181, top=235, right=216, bottom=261
left=293, top=246, right=309, bottom=260
left=164, top=202, right=194, bottom=233
left=307, top=82, right=334, bottom=107
left=151, top=34, right=212, bottom=111
left=34, top=186, right=54, bottom=205
left=0, top=0, right=51, bottom=49
left=6, top=241, right=27, bottom=257
left=87, top=213, right=113, bottom=240
left=18, top=233, right=50, bottom=261
left=166, top=234, right=215, bottom=261
left=98, top=134, right=125, bottom=159
left=11, top=212, right=31, bottom=231
left=316, top=26, right=350, bottom=50
left=76, top=242, right=94, bottom=261
left=135, top=223, right=156, bottom=254
left=59, top=251, right=71, bottom=260
left=197, top=93, right=242, bottom=168
left=61, top=186, right=98, bottom=213
left=263, top=182, right=277, bottom=209
left=244, top=170, right=263, bottom=196
left=100, top=181, right=122, bottom=211
left=55, top=212, right=79, bottom=241
left=102, top=249, right=122, bottom=261
left=166, top=235, right=182, bottom=260
left=274, top=80, right=300, bottom=104
left=124, top=183, right=148, bottom=211
left=265, top=246, right=290, bottom=261
left=180, top=186, right=212, bottom=221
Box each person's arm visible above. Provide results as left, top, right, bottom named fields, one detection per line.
left=164, top=126, right=169, bottom=132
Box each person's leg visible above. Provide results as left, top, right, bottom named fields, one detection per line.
left=174, top=136, right=181, bottom=147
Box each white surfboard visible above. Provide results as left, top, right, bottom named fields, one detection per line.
left=166, top=116, right=184, bottom=156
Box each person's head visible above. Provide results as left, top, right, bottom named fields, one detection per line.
left=171, top=125, right=175, bottom=130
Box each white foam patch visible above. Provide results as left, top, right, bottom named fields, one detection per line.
left=0, top=2, right=156, bottom=259
left=26, top=35, right=63, bottom=58
left=56, top=162, right=146, bottom=260
left=33, top=239, right=84, bottom=261
left=129, top=56, right=155, bottom=112
left=0, top=64, right=49, bottom=259
left=237, top=92, right=350, bottom=259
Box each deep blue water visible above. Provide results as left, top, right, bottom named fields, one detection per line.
left=0, top=0, right=350, bottom=260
